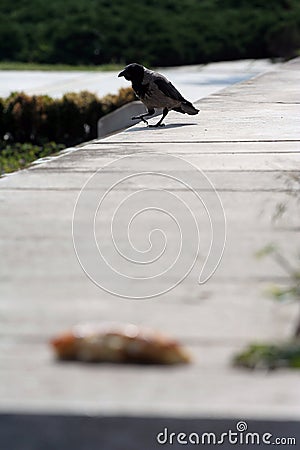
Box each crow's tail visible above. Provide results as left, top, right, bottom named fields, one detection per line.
left=173, top=101, right=199, bottom=115
left=181, top=101, right=199, bottom=115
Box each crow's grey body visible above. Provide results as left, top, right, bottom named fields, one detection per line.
left=140, top=69, right=182, bottom=109
left=118, top=63, right=199, bottom=126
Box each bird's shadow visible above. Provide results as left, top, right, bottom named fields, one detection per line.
left=127, top=122, right=197, bottom=133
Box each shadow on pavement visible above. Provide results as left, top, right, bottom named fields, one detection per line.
left=127, top=122, right=197, bottom=132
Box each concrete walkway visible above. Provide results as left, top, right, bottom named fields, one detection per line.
left=0, top=58, right=300, bottom=448
left=0, top=59, right=274, bottom=101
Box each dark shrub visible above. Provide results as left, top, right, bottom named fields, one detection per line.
left=0, top=88, right=135, bottom=146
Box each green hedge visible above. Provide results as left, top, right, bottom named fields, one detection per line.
left=0, top=87, right=135, bottom=174
left=0, top=0, right=299, bottom=66
left=0, top=87, right=135, bottom=147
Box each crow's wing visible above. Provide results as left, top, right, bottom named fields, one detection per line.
left=154, top=78, right=186, bottom=102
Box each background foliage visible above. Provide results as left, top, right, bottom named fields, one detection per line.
left=0, top=88, right=135, bottom=147
left=1, top=0, right=299, bottom=67
left=0, top=88, right=135, bottom=174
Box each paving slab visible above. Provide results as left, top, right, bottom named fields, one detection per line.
left=1, top=58, right=300, bottom=448
left=1, top=169, right=299, bottom=191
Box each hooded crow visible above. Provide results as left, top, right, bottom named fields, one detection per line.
left=118, top=63, right=199, bottom=127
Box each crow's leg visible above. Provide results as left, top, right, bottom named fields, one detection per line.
left=132, top=108, right=155, bottom=125
left=149, top=107, right=168, bottom=127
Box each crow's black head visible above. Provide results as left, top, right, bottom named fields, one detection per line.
left=118, top=63, right=144, bottom=83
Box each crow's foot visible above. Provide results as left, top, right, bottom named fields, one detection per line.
left=131, top=116, right=148, bottom=125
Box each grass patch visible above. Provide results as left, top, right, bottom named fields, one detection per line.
left=0, top=62, right=123, bottom=71
left=0, top=141, right=65, bottom=175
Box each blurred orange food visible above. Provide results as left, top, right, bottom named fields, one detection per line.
left=51, top=322, right=191, bottom=365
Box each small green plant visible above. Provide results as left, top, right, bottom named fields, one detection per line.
left=256, top=245, right=300, bottom=335
left=234, top=172, right=300, bottom=370
left=234, top=342, right=300, bottom=370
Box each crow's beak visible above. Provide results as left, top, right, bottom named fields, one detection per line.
left=118, top=70, right=126, bottom=78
